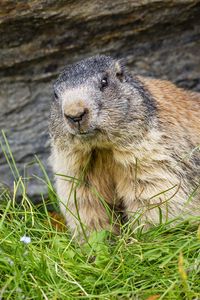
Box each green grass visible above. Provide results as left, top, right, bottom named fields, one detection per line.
left=0, top=132, right=200, bottom=300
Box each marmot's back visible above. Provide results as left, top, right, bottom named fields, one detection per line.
left=139, top=76, right=200, bottom=145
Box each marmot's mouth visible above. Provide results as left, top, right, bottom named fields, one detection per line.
left=76, top=128, right=101, bottom=138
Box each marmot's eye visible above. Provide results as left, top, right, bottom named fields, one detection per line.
left=100, top=76, right=108, bottom=90
left=54, top=91, right=59, bottom=100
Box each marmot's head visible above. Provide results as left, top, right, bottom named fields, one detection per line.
left=51, top=55, right=155, bottom=147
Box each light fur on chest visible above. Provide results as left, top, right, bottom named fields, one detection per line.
left=50, top=129, right=197, bottom=234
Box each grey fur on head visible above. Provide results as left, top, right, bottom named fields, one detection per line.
left=54, top=55, right=117, bottom=89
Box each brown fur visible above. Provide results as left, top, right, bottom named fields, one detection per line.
left=140, top=77, right=200, bottom=145
left=49, top=56, right=200, bottom=239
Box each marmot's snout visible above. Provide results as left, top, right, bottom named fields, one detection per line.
left=64, top=108, right=87, bottom=123
left=62, top=99, right=90, bottom=134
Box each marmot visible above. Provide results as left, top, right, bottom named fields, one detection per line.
left=49, top=55, right=200, bottom=238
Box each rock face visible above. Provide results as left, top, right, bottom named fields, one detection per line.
left=0, top=0, right=200, bottom=197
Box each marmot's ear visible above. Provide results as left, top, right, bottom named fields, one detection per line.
left=115, top=59, right=127, bottom=83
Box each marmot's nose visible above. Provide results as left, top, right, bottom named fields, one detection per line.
left=64, top=108, right=88, bottom=124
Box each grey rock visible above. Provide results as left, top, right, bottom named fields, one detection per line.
left=0, top=0, right=200, bottom=198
